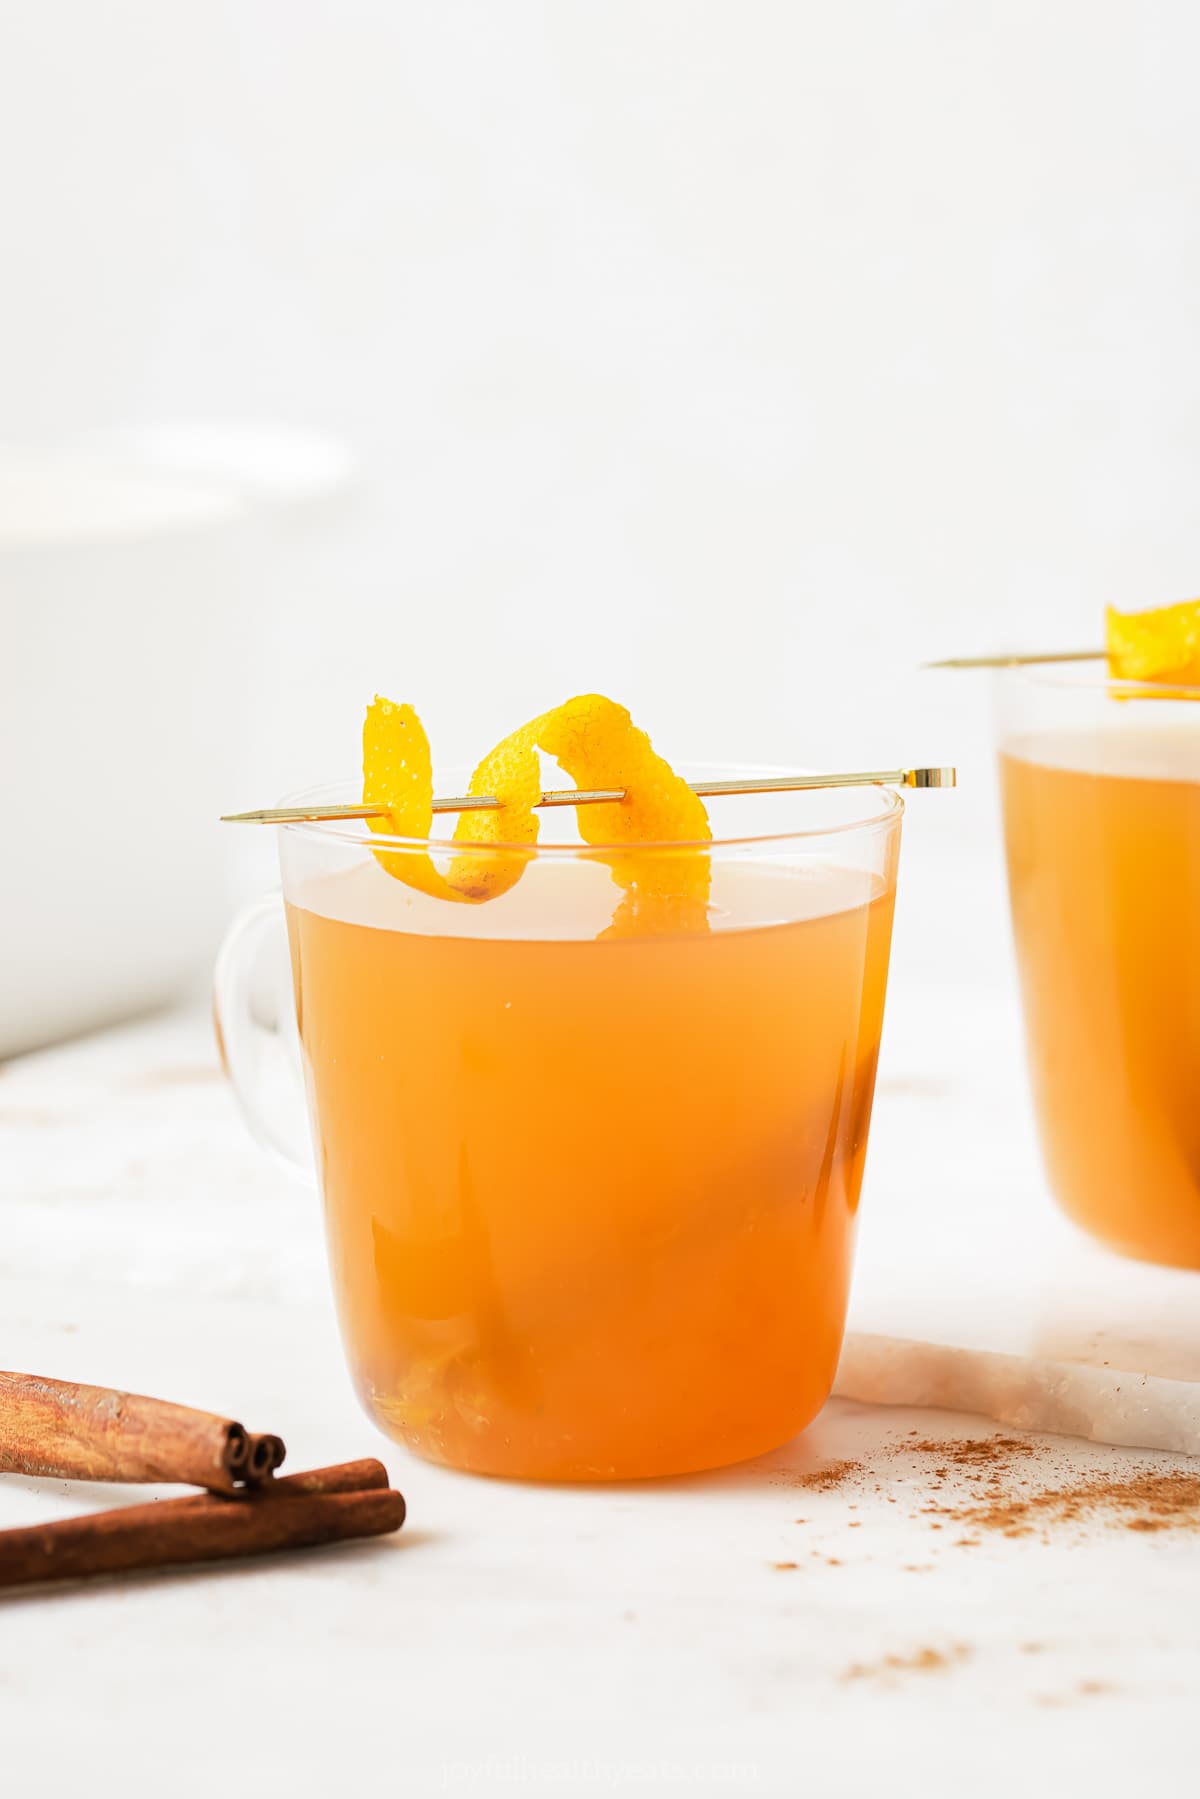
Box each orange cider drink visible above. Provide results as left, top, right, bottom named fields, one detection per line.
left=281, top=780, right=902, bottom=1479
left=999, top=670, right=1200, bottom=1268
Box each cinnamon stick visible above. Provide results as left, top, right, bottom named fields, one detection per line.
left=243, top=1433, right=287, bottom=1482
left=0, top=1478, right=405, bottom=1590
left=0, top=1371, right=284, bottom=1493
left=259, top=1458, right=389, bottom=1497
left=164, top=1459, right=391, bottom=1511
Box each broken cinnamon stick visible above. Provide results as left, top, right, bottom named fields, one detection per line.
left=256, top=1458, right=389, bottom=1497
left=243, top=1433, right=287, bottom=1482
left=0, top=1371, right=284, bottom=1492
left=0, top=1478, right=406, bottom=1590
left=164, top=1458, right=391, bottom=1511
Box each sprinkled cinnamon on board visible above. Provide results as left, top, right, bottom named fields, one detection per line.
left=841, top=1644, right=972, bottom=1683
left=780, top=1458, right=863, bottom=1491
left=944, top=1468, right=1200, bottom=1539
left=774, top=1433, right=1200, bottom=1546
left=909, top=1437, right=1035, bottom=1466
left=1036, top=1680, right=1118, bottom=1709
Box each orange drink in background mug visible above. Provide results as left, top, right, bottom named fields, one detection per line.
left=998, top=668, right=1200, bottom=1268
left=216, top=771, right=903, bottom=1480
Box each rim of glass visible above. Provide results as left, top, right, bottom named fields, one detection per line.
left=275, top=767, right=905, bottom=856
left=1002, top=664, right=1200, bottom=702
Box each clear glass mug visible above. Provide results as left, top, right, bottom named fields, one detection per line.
left=997, top=670, right=1200, bottom=1267
left=215, top=770, right=904, bottom=1479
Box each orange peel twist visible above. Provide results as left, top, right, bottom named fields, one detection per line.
left=362, top=698, right=473, bottom=903
left=363, top=693, right=711, bottom=935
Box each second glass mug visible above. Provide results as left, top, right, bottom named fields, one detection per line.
left=997, top=669, right=1200, bottom=1269
left=215, top=770, right=904, bottom=1480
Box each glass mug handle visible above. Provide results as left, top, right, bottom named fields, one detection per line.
left=213, top=894, right=315, bottom=1185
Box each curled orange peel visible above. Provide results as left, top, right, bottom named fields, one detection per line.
left=362, top=697, right=472, bottom=903
left=363, top=692, right=711, bottom=934
left=1106, top=599, right=1200, bottom=690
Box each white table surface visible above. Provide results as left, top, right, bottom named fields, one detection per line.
left=3, top=945, right=1199, bottom=1796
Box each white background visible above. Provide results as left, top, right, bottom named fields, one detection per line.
left=4, top=1, right=1199, bottom=787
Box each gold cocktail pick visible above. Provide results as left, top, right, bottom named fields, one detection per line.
left=221, top=766, right=957, bottom=826
left=924, top=649, right=1104, bottom=670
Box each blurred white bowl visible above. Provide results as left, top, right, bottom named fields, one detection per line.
left=0, top=427, right=352, bottom=1059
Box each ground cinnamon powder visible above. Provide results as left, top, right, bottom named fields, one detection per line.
left=786, top=1458, right=863, bottom=1491
left=841, top=1644, right=972, bottom=1683
left=777, top=1435, right=1200, bottom=1540
left=910, top=1436, right=1035, bottom=1466
left=943, top=1467, right=1200, bottom=1539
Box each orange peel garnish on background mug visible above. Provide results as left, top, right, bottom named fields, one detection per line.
left=363, top=692, right=711, bottom=933
left=1106, top=598, right=1200, bottom=689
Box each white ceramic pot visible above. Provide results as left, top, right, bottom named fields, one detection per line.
left=0, top=429, right=352, bottom=1059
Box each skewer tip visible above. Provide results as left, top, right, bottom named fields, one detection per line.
left=921, top=649, right=1106, bottom=671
